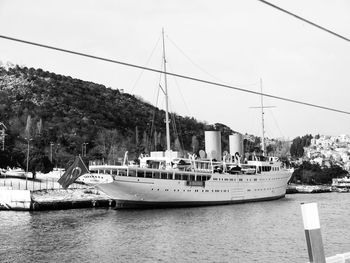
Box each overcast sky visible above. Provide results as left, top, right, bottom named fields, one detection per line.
left=1, top=0, right=350, bottom=139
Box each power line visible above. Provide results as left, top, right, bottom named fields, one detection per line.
left=1, top=34, right=350, bottom=115
left=257, top=0, right=350, bottom=43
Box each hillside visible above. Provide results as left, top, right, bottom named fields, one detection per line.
left=0, top=65, right=249, bottom=171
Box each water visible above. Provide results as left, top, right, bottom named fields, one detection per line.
left=1, top=193, right=350, bottom=263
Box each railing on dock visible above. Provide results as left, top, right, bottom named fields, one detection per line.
left=0, top=177, right=85, bottom=191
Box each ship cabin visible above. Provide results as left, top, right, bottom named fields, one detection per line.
left=89, top=157, right=279, bottom=185
left=245, top=155, right=282, bottom=174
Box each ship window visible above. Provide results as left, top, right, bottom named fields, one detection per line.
left=161, top=173, right=167, bottom=179
left=168, top=173, right=173, bottom=180
left=190, top=175, right=195, bottom=181
left=182, top=174, right=188, bottom=181
left=137, top=170, right=144, bottom=177
left=213, top=178, right=217, bottom=181
left=175, top=174, right=181, bottom=180
left=112, top=170, right=118, bottom=175
left=118, top=169, right=127, bottom=177
left=224, top=178, right=228, bottom=181
left=129, top=170, right=136, bottom=177
left=154, top=172, right=160, bottom=179
left=239, top=179, right=242, bottom=181
left=145, top=171, right=152, bottom=178
left=197, top=176, right=202, bottom=181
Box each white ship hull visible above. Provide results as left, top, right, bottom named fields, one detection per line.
left=96, top=169, right=291, bottom=209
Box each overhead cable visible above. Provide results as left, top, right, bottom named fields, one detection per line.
left=1, top=34, right=350, bottom=115
left=257, top=0, right=350, bottom=43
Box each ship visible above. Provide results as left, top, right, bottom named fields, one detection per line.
left=332, top=176, right=350, bottom=192
left=93, top=151, right=292, bottom=209
left=94, top=29, right=292, bottom=209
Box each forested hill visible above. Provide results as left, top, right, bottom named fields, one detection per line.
left=0, top=65, right=244, bottom=169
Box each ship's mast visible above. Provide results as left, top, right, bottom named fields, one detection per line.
left=249, top=79, right=275, bottom=156
left=260, top=78, right=265, bottom=156
left=162, top=28, right=171, bottom=151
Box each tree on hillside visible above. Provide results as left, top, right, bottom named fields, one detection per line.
left=212, top=123, right=234, bottom=152
left=291, top=161, right=347, bottom=184
left=174, top=137, right=182, bottom=152
left=28, top=149, right=54, bottom=178
left=290, top=137, right=304, bottom=158
left=290, top=134, right=312, bottom=158
left=191, top=135, right=199, bottom=154
left=266, top=144, right=274, bottom=156
left=1, top=65, right=277, bottom=165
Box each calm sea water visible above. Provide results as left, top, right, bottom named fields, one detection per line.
left=1, top=193, right=350, bottom=263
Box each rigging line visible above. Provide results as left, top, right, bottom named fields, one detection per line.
left=268, top=108, right=284, bottom=138
left=257, top=0, right=350, bottom=43
left=149, top=81, right=161, bottom=151
left=1, top=34, right=350, bottom=115
left=148, top=59, right=164, bottom=148
left=168, top=101, right=185, bottom=152
left=166, top=34, right=259, bottom=88
left=166, top=34, right=225, bottom=83
left=130, top=33, right=161, bottom=93
left=167, top=63, right=192, bottom=116
left=169, top=105, right=178, bottom=139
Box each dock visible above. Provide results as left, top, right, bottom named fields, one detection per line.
left=31, top=188, right=116, bottom=211
left=0, top=175, right=115, bottom=211
left=287, top=184, right=332, bottom=194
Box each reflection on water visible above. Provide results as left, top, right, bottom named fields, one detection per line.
left=1, top=193, right=350, bottom=263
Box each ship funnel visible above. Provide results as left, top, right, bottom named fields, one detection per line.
left=229, top=133, right=243, bottom=157
left=205, top=131, right=222, bottom=161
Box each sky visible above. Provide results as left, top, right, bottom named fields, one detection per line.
left=0, top=0, right=350, bottom=140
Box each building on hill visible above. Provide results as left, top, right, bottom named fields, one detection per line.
left=304, top=134, right=350, bottom=171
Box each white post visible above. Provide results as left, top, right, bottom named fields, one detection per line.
left=300, top=202, right=326, bottom=263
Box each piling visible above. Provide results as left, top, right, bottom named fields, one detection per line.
left=300, top=202, right=326, bottom=263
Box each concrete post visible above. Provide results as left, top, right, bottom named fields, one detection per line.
left=300, top=202, right=326, bottom=263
